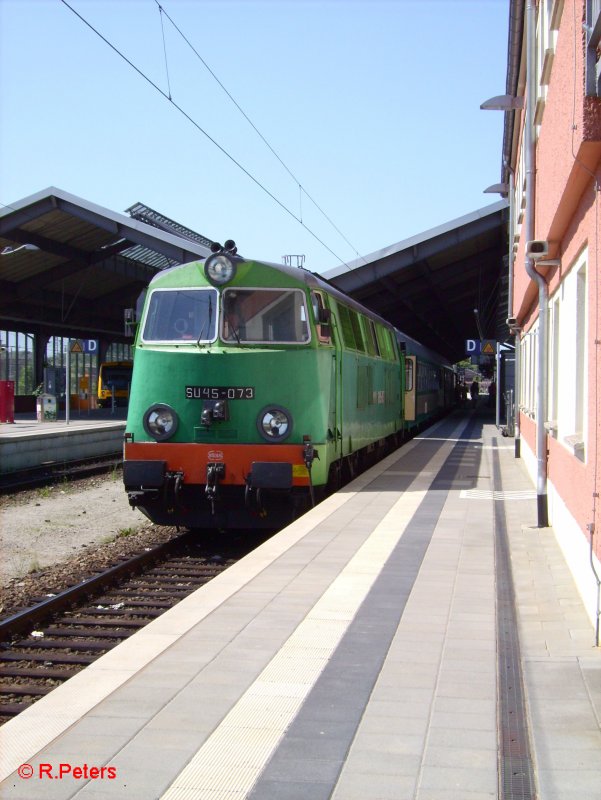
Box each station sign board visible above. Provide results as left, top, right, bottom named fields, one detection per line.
left=465, top=339, right=496, bottom=356
left=70, top=339, right=98, bottom=354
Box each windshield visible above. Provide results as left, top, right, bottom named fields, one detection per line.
left=221, top=288, right=310, bottom=344
left=142, top=288, right=218, bottom=343
left=101, top=366, right=132, bottom=388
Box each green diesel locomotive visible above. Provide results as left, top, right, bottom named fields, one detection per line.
left=123, top=242, right=454, bottom=529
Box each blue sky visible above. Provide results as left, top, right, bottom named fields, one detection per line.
left=0, top=0, right=508, bottom=272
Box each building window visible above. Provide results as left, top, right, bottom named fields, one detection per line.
left=575, top=266, right=587, bottom=441
left=547, top=296, right=560, bottom=434
left=585, top=0, right=601, bottom=95
left=0, top=330, right=36, bottom=394
left=529, top=329, right=537, bottom=414
left=555, top=252, right=587, bottom=460
left=537, top=0, right=560, bottom=86
left=520, top=326, right=538, bottom=417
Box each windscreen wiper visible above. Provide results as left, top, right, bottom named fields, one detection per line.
left=197, top=295, right=213, bottom=347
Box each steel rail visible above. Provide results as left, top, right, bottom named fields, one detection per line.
left=0, top=532, right=195, bottom=642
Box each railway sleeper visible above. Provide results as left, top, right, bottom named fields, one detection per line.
left=12, top=639, right=114, bottom=651
left=126, top=580, right=199, bottom=589
left=149, top=568, right=222, bottom=577
left=55, top=617, right=147, bottom=628
left=0, top=684, right=53, bottom=697
left=120, top=583, right=196, bottom=597
left=77, top=607, right=163, bottom=618
left=1, top=702, right=34, bottom=716
left=0, top=652, right=97, bottom=665
left=0, top=666, right=79, bottom=680
left=40, top=628, right=132, bottom=639
left=89, top=599, right=174, bottom=609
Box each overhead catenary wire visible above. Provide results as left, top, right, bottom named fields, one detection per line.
left=58, top=0, right=353, bottom=270
left=153, top=0, right=365, bottom=266
left=479, top=272, right=501, bottom=336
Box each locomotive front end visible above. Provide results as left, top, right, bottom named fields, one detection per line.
left=123, top=251, right=331, bottom=530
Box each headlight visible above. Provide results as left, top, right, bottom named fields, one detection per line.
left=143, top=404, right=179, bottom=441
left=204, top=254, right=237, bottom=286
left=256, top=405, right=292, bottom=442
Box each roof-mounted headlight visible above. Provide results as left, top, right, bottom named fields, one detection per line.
left=204, top=253, right=237, bottom=286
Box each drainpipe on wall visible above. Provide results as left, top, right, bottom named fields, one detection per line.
left=524, top=0, right=549, bottom=527
left=506, top=169, right=522, bottom=456
left=507, top=168, right=515, bottom=324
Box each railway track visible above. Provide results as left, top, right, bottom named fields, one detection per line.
left=0, top=529, right=271, bottom=724
left=0, top=453, right=122, bottom=493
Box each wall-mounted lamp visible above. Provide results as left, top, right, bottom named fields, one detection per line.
left=483, top=183, right=509, bottom=197
left=480, top=94, right=524, bottom=111
left=484, top=183, right=509, bottom=196
left=1, top=243, right=40, bottom=255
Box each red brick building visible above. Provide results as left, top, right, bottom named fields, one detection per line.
left=496, top=0, right=601, bottom=634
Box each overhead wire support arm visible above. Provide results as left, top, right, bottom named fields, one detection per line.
left=157, top=3, right=173, bottom=100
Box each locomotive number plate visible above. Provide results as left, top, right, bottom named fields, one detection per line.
left=185, top=386, right=255, bottom=400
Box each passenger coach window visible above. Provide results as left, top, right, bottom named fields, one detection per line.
left=366, top=321, right=380, bottom=356
left=374, top=326, right=397, bottom=361
left=142, top=288, right=218, bottom=342
left=349, top=311, right=365, bottom=352
left=337, top=305, right=356, bottom=349
left=405, top=360, right=414, bottom=391
left=221, top=288, right=310, bottom=344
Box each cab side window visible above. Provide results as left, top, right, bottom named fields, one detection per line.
left=311, top=291, right=332, bottom=343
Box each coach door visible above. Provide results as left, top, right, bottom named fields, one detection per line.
left=404, top=356, right=416, bottom=422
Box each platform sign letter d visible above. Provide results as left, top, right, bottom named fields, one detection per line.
left=465, top=339, right=480, bottom=355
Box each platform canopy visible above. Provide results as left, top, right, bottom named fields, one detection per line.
left=1, top=188, right=508, bottom=364
left=324, top=201, right=509, bottom=363
left=0, top=187, right=212, bottom=344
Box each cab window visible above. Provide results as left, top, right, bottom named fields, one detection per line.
left=311, top=291, right=332, bottom=343
left=142, top=288, right=218, bottom=342
left=221, top=288, right=310, bottom=344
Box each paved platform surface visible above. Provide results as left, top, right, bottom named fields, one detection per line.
left=0, top=409, right=127, bottom=439
left=0, top=411, right=126, bottom=475
left=0, top=411, right=599, bottom=799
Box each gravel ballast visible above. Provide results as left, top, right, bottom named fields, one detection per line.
left=0, top=472, right=182, bottom=618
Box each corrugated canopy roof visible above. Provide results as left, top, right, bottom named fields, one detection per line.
left=0, top=188, right=508, bottom=363
left=0, top=187, right=212, bottom=342
left=325, top=201, right=509, bottom=362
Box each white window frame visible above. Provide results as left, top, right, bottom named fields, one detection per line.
left=555, top=249, right=588, bottom=461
